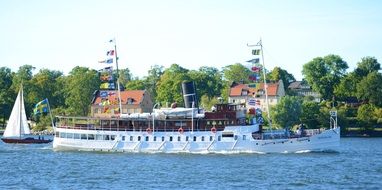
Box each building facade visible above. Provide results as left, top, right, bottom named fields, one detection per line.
left=228, top=80, right=285, bottom=112
left=288, top=80, right=321, bottom=102
left=91, top=90, right=153, bottom=117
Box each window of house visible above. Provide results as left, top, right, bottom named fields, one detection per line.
left=193, top=136, right=197, bottom=141
left=178, top=136, right=181, bottom=141
left=210, top=136, right=213, bottom=141
left=121, top=136, right=125, bottom=141
left=186, top=136, right=189, bottom=141
left=130, top=136, right=133, bottom=141
left=138, top=136, right=141, bottom=141
left=243, top=135, right=246, bottom=140
left=201, top=136, right=205, bottom=141
left=162, top=136, right=165, bottom=141
left=145, top=136, right=149, bottom=141
left=154, top=136, right=157, bottom=141
left=169, top=136, right=173, bottom=141
left=218, top=136, right=221, bottom=141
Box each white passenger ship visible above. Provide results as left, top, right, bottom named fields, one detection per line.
left=52, top=39, right=340, bottom=153
left=52, top=102, right=340, bottom=153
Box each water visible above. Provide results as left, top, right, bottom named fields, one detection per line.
left=0, top=138, right=381, bottom=189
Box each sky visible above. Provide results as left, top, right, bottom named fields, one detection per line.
left=0, top=0, right=381, bottom=80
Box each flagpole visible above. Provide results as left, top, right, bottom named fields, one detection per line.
left=112, top=38, right=123, bottom=115
left=46, top=99, right=55, bottom=129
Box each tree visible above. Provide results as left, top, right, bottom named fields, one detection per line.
left=334, top=72, right=358, bottom=99
left=0, top=67, right=14, bottom=126
left=143, top=65, right=164, bottom=102
left=125, top=78, right=145, bottom=90
left=356, top=71, right=382, bottom=106
left=335, top=57, right=380, bottom=100
left=156, top=64, right=190, bottom=106
left=29, top=69, right=63, bottom=110
left=268, top=67, right=296, bottom=94
left=300, top=101, right=321, bottom=129
left=270, top=96, right=302, bottom=128
left=64, top=67, right=100, bottom=116
left=200, top=95, right=219, bottom=111
left=11, top=65, right=36, bottom=118
left=357, top=104, right=376, bottom=131
left=354, top=56, right=381, bottom=77
left=118, top=68, right=132, bottom=88
left=222, top=63, right=252, bottom=83
left=189, top=66, right=223, bottom=102
left=302, top=55, right=348, bottom=100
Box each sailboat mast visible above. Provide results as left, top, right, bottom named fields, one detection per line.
left=19, top=85, right=23, bottom=139
left=113, top=39, right=123, bottom=115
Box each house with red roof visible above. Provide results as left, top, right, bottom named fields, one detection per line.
left=228, top=80, right=285, bottom=112
left=91, top=90, right=153, bottom=117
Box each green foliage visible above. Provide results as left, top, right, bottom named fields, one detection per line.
left=33, top=114, right=52, bottom=131
left=302, top=55, right=348, bottom=100
left=28, top=69, right=63, bottom=113
left=156, top=64, right=190, bottom=106
left=143, top=65, right=163, bottom=102
left=200, top=95, right=219, bottom=111
left=267, top=67, right=295, bottom=94
left=335, top=57, right=381, bottom=100
left=354, top=56, right=381, bottom=77
left=118, top=68, right=132, bottom=88
left=125, top=78, right=145, bottom=90
left=64, top=67, right=100, bottom=116
left=0, top=67, right=15, bottom=120
left=270, top=96, right=302, bottom=128
left=300, top=101, right=320, bottom=129
left=356, top=71, right=382, bottom=106
left=222, top=63, right=252, bottom=83
left=357, top=104, right=376, bottom=131
left=189, top=66, right=223, bottom=101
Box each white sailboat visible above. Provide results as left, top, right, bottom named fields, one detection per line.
left=1, top=85, right=52, bottom=144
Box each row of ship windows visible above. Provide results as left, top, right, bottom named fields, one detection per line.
left=56, top=132, right=247, bottom=142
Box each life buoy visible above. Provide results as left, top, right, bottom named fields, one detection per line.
left=211, top=127, right=217, bottom=133
left=178, top=127, right=184, bottom=134
left=146, top=128, right=152, bottom=134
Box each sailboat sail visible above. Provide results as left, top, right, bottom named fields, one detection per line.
left=3, top=87, right=30, bottom=138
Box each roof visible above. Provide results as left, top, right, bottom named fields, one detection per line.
left=93, top=90, right=146, bottom=105
left=258, top=83, right=278, bottom=96
left=288, top=81, right=302, bottom=89
left=229, top=84, right=256, bottom=97
left=229, top=82, right=279, bottom=97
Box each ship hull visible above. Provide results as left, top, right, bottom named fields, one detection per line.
left=52, top=127, right=340, bottom=153
left=2, top=137, right=52, bottom=144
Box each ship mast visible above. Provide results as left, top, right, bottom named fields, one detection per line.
left=111, top=38, right=123, bottom=114
left=248, top=39, right=272, bottom=131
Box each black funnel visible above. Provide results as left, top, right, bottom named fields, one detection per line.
left=182, top=81, right=198, bottom=108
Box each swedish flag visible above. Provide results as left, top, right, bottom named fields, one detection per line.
left=34, top=99, right=49, bottom=115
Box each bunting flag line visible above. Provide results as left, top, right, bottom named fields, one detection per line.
left=251, top=66, right=261, bottom=72
left=252, top=49, right=261, bottom=55
left=247, top=58, right=260, bottom=64
left=100, top=82, right=115, bottom=90
left=106, top=50, right=115, bottom=56
left=100, top=91, right=108, bottom=98
left=34, top=99, right=49, bottom=115
left=106, top=58, right=113, bottom=64
left=98, top=58, right=113, bottom=64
